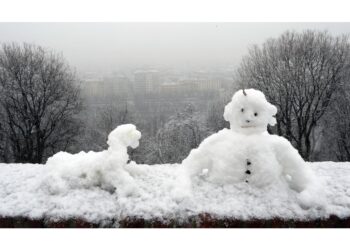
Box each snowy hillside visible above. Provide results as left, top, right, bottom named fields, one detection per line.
left=0, top=161, right=350, bottom=225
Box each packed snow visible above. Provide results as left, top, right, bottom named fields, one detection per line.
left=1, top=162, right=350, bottom=223
left=44, top=124, right=142, bottom=198
left=0, top=89, right=349, bottom=224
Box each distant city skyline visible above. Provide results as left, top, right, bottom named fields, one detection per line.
left=81, top=65, right=233, bottom=100
left=1, top=23, right=350, bottom=73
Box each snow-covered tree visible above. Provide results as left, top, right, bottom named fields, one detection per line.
left=236, top=30, right=350, bottom=160
left=206, top=100, right=230, bottom=133
left=155, top=104, right=209, bottom=164
left=98, top=103, right=133, bottom=138
left=0, top=43, right=82, bottom=163
left=75, top=102, right=135, bottom=152
left=319, top=85, right=350, bottom=161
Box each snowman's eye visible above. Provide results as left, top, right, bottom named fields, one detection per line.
left=254, top=112, right=258, bottom=116
left=241, top=108, right=244, bottom=113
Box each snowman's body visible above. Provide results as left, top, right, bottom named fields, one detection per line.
left=191, top=129, right=282, bottom=187
left=183, top=89, right=314, bottom=192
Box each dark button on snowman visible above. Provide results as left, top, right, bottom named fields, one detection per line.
left=245, top=159, right=251, bottom=183
left=183, top=88, right=315, bottom=193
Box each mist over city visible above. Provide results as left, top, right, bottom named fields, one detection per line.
left=1, top=23, right=350, bottom=165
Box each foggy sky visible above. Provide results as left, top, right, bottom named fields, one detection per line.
left=1, top=23, right=350, bottom=72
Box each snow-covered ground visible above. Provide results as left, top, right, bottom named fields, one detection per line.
left=0, top=161, right=350, bottom=224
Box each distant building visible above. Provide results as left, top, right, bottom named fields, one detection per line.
left=104, top=74, right=132, bottom=98
left=179, top=78, right=222, bottom=91
left=159, top=82, right=179, bottom=94
left=178, top=80, right=200, bottom=93
left=81, top=78, right=104, bottom=98
left=81, top=72, right=133, bottom=104
left=133, top=70, right=160, bottom=94
left=196, top=78, right=221, bottom=90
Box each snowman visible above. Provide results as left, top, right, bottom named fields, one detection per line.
left=182, top=89, right=316, bottom=194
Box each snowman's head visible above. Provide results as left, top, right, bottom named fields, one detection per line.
left=223, top=89, right=277, bottom=134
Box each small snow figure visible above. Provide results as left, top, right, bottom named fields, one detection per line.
left=44, top=124, right=141, bottom=197
left=183, top=89, right=318, bottom=198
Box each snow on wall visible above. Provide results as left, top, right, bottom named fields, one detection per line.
left=0, top=162, right=350, bottom=223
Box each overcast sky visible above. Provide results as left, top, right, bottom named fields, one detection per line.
left=1, top=23, right=350, bottom=72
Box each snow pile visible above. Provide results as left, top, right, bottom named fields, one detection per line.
left=43, top=124, right=142, bottom=197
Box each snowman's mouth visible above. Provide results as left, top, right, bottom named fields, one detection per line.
left=241, top=125, right=256, bottom=128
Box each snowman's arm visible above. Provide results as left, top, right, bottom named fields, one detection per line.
left=182, top=130, right=228, bottom=177
left=275, top=137, right=314, bottom=192
left=182, top=147, right=213, bottom=176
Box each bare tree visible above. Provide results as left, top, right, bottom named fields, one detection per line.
left=74, top=102, right=135, bottom=153
left=236, top=30, right=350, bottom=160
left=321, top=86, right=350, bottom=161
left=0, top=109, right=12, bottom=162
left=334, top=101, right=350, bottom=161
left=98, top=103, right=132, bottom=137
left=0, top=43, right=82, bottom=163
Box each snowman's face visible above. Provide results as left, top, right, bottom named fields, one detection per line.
left=224, top=89, right=277, bottom=134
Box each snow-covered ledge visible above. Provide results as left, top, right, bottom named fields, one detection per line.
left=1, top=89, right=350, bottom=227
left=1, top=162, right=350, bottom=227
